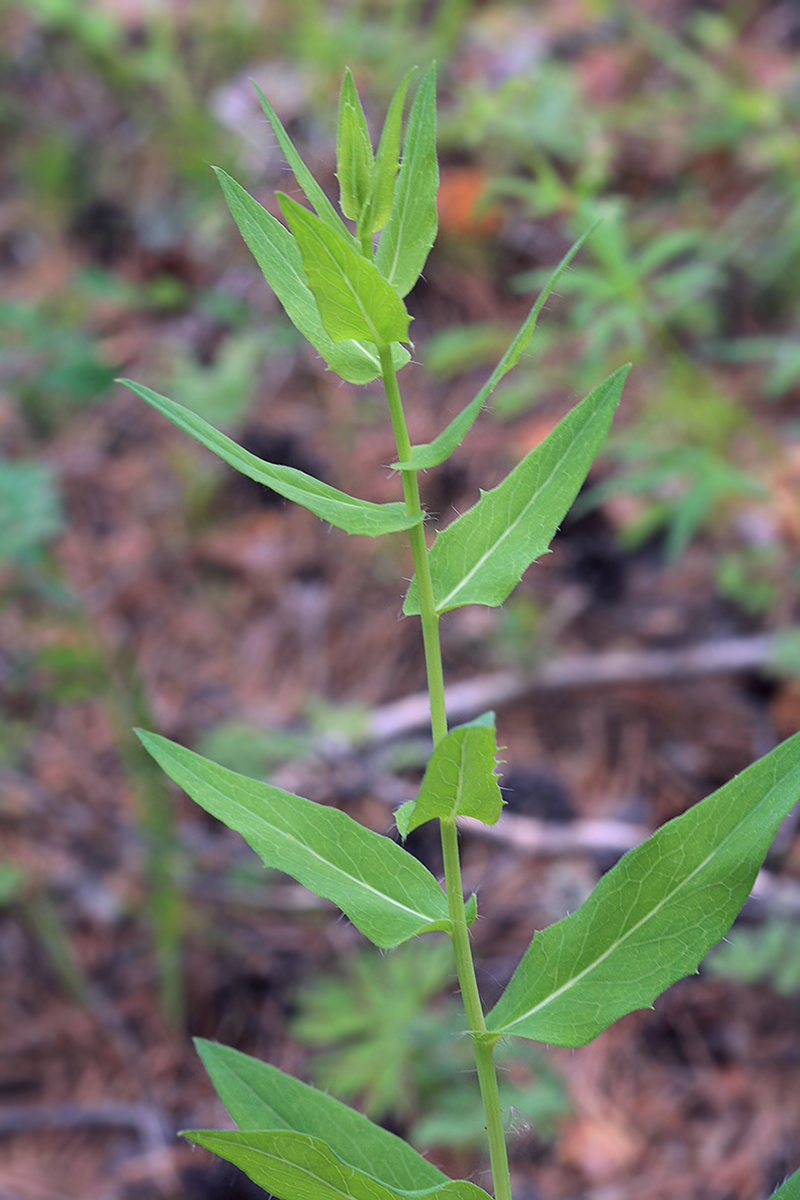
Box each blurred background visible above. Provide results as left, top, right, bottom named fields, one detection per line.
left=2, top=1, right=800, bottom=1197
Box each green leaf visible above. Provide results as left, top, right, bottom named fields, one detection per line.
left=279, top=194, right=411, bottom=347
left=184, top=1129, right=488, bottom=1200
left=404, top=365, right=628, bottom=615
left=137, top=731, right=452, bottom=948
left=337, top=70, right=374, bottom=222
left=485, top=731, right=800, bottom=1047
left=195, top=1040, right=447, bottom=1192
left=251, top=81, right=352, bottom=244
left=376, top=64, right=438, bottom=298
left=213, top=168, right=410, bottom=384
left=772, top=1168, right=800, bottom=1199
left=396, top=713, right=504, bottom=837
left=119, top=380, right=419, bottom=538
left=393, top=222, right=602, bottom=472
left=361, top=68, right=415, bottom=236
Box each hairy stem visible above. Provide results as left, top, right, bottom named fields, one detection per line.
left=441, top=819, right=512, bottom=1200
left=378, top=345, right=447, bottom=745
left=379, top=344, right=512, bottom=1200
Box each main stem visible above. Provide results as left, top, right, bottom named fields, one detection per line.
left=379, top=346, right=512, bottom=1200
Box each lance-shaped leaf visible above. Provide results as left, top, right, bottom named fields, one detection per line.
left=184, top=1129, right=489, bottom=1200
left=137, top=731, right=452, bottom=948
left=484, top=730, right=800, bottom=1048
left=404, top=365, right=628, bottom=615
left=280, top=194, right=411, bottom=347
left=376, top=63, right=438, bottom=298
left=214, top=168, right=410, bottom=384
left=337, top=70, right=374, bottom=221
left=251, top=81, right=351, bottom=244
left=360, top=68, right=415, bottom=236
left=120, top=381, right=419, bottom=538
left=396, top=713, right=504, bottom=837
left=195, top=1040, right=447, bottom=1192
left=393, top=222, right=602, bottom=472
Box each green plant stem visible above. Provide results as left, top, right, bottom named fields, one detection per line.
left=378, top=345, right=447, bottom=746
left=379, top=344, right=512, bottom=1200
left=441, top=818, right=512, bottom=1200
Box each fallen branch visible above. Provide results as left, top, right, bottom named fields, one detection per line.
left=368, top=633, right=777, bottom=741
left=458, top=811, right=649, bottom=856
left=459, top=809, right=800, bottom=916
left=0, top=1101, right=171, bottom=1156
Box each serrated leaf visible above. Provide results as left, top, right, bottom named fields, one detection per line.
left=184, top=1129, right=489, bottom=1200
left=137, top=731, right=452, bottom=948
left=393, top=222, right=601, bottom=472
left=213, top=168, right=409, bottom=384
left=361, top=68, right=415, bottom=236
left=404, top=365, right=628, bottom=614
left=195, top=1040, right=446, bottom=1192
left=772, top=1168, right=800, bottom=1199
left=337, top=70, right=374, bottom=221
left=376, top=64, right=438, bottom=298
left=280, top=194, right=410, bottom=347
left=251, top=81, right=351, bottom=244
left=119, top=380, right=418, bottom=538
left=485, top=731, right=800, bottom=1047
left=396, top=713, right=504, bottom=837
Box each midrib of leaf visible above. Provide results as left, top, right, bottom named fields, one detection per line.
left=197, top=1131, right=463, bottom=1200
left=434, top=402, right=607, bottom=611
left=355, top=342, right=381, bottom=369
left=449, top=744, right=469, bottom=821
left=179, top=759, right=443, bottom=927
left=381, top=205, right=406, bottom=294
left=295, top=213, right=384, bottom=346
left=244, top=1142, right=351, bottom=1198
left=212, top=1059, right=286, bottom=1129
left=342, top=274, right=382, bottom=346
left=490, top=788, right=777, bottom=1035
left=379, top=107, right=430, bottom=292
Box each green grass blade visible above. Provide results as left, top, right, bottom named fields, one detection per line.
left=137, top=732, right=452, bottom=948
left=393, top=222, right=602, bottom=472
left=396, top=713, right=504, bottom=837
left=280, top=193, right=410, bottom=346
left=485, top=731, right=800, bottom=1047
left=375, top=64, right=438, bottom=298
left=119, top=380, right=419, bottom=538
left=182, top=1129, right=489, bottom=1200
left=404, top=365, right=628, bottom=614
left=195, top=1040, right=447, bottom=1192
left=251, top=81, right=351, bottom=242
left=213, top=168, right=409, bottom=384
